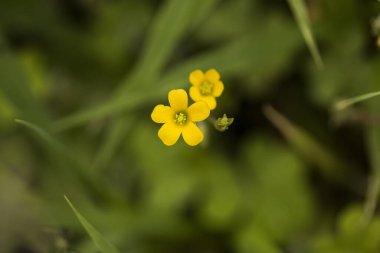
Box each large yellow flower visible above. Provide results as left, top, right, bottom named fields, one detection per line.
left=189, top=69, right=224, bottom=110
left=151, top=89, right=210, bottom=146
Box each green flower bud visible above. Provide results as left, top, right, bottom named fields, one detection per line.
left=215, top=114, right=234, bottom=132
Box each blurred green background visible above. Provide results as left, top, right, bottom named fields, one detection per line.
left=1, top=0, right=380, bottom=252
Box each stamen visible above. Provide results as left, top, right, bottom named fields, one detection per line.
left=199, top=81, right=213, bottom=95
left=174, top=112, right=187, bottom=125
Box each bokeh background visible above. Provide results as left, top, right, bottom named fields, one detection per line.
left=1, top=0, right=380, bottom=252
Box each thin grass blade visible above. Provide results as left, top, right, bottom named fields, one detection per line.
left=15, top=119, right=116, bottom=201
left=64, top=196, right=121, bottom=253
left=119, top=0, right=218, bottom=93
left=287, top=0, right=323, bottom=68
left=360, top=59, right=380, bottom=227
left=334, top=91, right=380, bottom=111
left=263, top=105, right=354, bottom=186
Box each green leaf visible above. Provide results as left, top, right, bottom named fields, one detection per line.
left=64, top=196, right=121, bottom=253
left=287, top=0, right=323, bottom=68
left=337, top=205, right=363, bottom=240
left=194, top=151, right=240, bottom=229
left=234, top=225, right=282, bottom=253
left=239, top=135, right=315, bottom=242
left=327, top=204, right=380, bottom=252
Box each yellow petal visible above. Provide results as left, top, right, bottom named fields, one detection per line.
left=189, top=69, right=205, bottom=86
left=189, top=87, right=203, bottom=102
left=205, top=69, right=220, bottom=83
left=182, top=122, right=203, bottom=146
left=190, top=87, right=217, bottom=110
left=158, top=122, right=182, bottom=146
left=202, top=96, right=217, bottom=110
left=168, top=89, right=188, bottom=112
left=189, top=86, right=202, bottom=102
left=213, top=81, right=224, bottom=97
left=188, top=101, right=210, bottom=122
left=151, top=105, right=173, bottom=123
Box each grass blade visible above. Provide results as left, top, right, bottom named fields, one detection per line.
left=361, top=119, right=380, bottom=227
left=15, top=119, right=117, bottom=202
left=360, top=60, right=380, bottom=227
left=15, top=119, right=66, bottom=155
left=92, top=116, right=135, bottom=172
left=334, top=91, right=380, bottom=111
left=64, top=196, right=121, bottom=253
left=120, top=0, right=217, bottom=92
left=287, top=0, right=323, bottom=68
left=263, top=105, right=354, bottom=186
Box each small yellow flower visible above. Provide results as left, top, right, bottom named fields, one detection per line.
left=151, top=89, right=210, bottom=146
left=189, top=68, right=224, bottom=110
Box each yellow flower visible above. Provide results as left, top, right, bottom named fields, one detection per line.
left=151, top=89, right=210, bottom=146
left=189, top=68, right=224, bottom=110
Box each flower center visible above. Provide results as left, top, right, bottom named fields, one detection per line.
left=199, top=81, right=214, bottom=95
left=174, top=112, right=187, bottom=125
